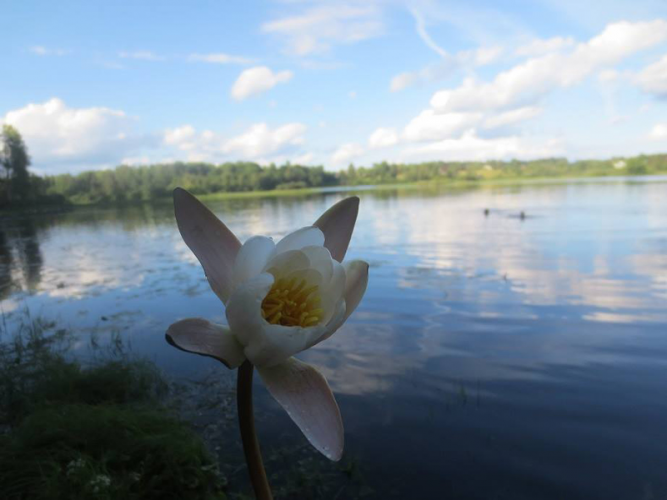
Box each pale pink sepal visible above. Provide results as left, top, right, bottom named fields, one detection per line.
left=258, top=358, right=344, bottom=461
left=165, top=318, right=246, bottom=369
left=313, top=197, right=359, bottom=262
left=173, top=188, right=241, bottom=304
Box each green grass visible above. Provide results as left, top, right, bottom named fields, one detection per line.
left=148, top=171, right=667, bottom=204
left=0, top=321, right=227, bottom=500
left=1, top=404, right=226, bottom=500
left=0, top=314, right=374, bottom=499
left=196, top=185, right=332, bottom=202
left=51, top=167, right=667, bottom=207
left=0, top=353, right=168, bottom=427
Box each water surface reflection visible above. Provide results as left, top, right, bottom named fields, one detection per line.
left=1, top=177, right=666, bottom=498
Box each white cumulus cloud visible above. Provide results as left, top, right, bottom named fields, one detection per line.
left=483, top=106, right=543, bottom=129
left=164, top=125, right=197, bottom=148
left=223, top=123, right=306, bottom=157
left=331, top=143, right=364, bottom=166
left=637, top=54, right=667, bottom=98
left=401, top=130, right=564, bottom=162
left=431, top=20, right=667, bottom=112
left=368, top=128, right=399, bottom=149
left=231, top=66, right=293, bottom=101
left=649, top=123, right=667, bottom=140
left=0, top=98, right=153, bottom=172
left=515, top=36, right=575, bottom=57
left=403, top=109, right=483, bottom=142
left=598, top=69, right=620, bottom=83
left=164, top=122, right=307, bottom=162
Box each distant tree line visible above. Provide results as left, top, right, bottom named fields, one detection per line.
left=1, top=125, right=667, bottom=207
left=45, top=162, right=339, bottom=204
left=338, top=155, right=667, bottom=185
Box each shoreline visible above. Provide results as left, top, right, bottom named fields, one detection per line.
left=2, top=172, right=667, bottom=212
left=155, top=172, right=667, bottom=202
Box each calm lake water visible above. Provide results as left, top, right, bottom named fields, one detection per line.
left=2, top=177, right=667, bottom=499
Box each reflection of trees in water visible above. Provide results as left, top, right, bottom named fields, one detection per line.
left=0, top=218, right=44, bottom=297
left=0, top=230, right=14, bottom=300
left=17, top=220, right=42, bottom=290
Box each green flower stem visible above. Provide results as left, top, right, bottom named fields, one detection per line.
left=237, top=360, right=273, bottom=500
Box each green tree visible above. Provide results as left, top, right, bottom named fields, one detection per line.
left=0, top=125, right=31, bottom=201
left=626, top=156, right=648, bottom=175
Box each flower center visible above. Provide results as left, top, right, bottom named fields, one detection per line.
left=261, top=277, right=324, bottom=327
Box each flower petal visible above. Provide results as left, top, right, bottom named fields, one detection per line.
left=165, top=318, right=245, bottom=369
left=173, top=188, right=241, bottom=304
left=343, top=260, right=369, bottom=320
left=246, top=323, right=327, bottom=367
left=233, top=236, right=276, bottom=288
left=226, top=272, right=328, bottom=367
left=300, top=245, right=334, bottom=284
left=226, top=272, right=275, bottom=339
left=264, top=249, right=310, bottom=277
left=319, top=260, right=346, bottom=323
left=257, top=358, right=344, bottom=461
left=275, top=226, right=325, bottom=255
left=313, top=197, right=359, bottom=262
left=307, top=298, right=347, bottom=348
left=327, top=299, right=347, bottom=332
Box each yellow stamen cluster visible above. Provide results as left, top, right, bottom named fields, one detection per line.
left=261, top=277, right=324, bottom=327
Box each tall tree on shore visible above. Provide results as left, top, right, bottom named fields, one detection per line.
left=0, top=125, right=31, bottom=201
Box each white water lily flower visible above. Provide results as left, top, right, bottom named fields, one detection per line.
left=166, top=188, right=369, bottom=461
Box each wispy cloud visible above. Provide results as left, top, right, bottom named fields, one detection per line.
left=409, top=9, right=448, bottom=58
left=389, top=46, right=503, bottom=92
left=261, top=4, right=384, bottom=56
left=97, top=61, right=124, bottom=70
left=403, top=1, right=531, bottom=47
left=188, top=53, right=254, bottom=65
left=30, top=46, right=69, bottom=56
left=118, top=50, right=165, bottom=61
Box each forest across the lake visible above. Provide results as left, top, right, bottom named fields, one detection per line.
left=4, top=154, right=667, bottom=207
left=2, top=124, right=667, bottom=206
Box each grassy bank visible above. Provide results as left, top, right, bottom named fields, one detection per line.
left=190, top=171, right=667, bottom=202
left=3, top=172, right=665, bottom=214
left=0, top=314, right=372, bottom=499
left=0, top=323, right=227, bottom=500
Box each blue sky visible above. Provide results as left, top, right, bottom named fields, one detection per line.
left=1, top=0, right=667, bottom=174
